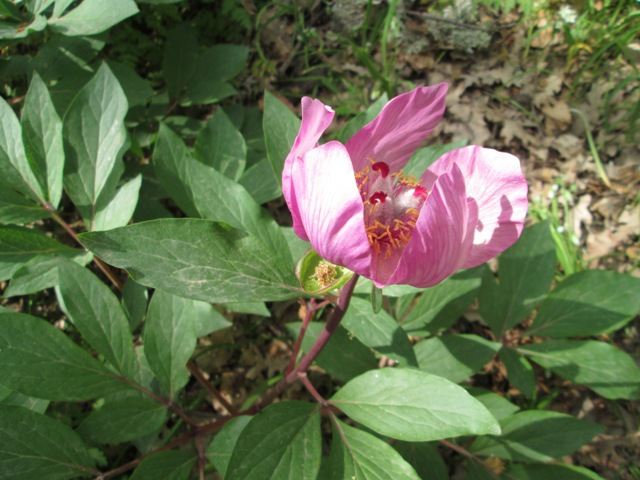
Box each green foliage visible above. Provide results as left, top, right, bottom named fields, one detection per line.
left=0, top=4, right=636, bottom=479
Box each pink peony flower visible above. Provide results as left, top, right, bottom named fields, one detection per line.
left=283, top=84, right=528, bottom=288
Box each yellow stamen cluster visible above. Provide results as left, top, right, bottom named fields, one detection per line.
left=311, top=261, right=337, bottom=288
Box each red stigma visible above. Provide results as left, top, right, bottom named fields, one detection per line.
left=372, top=162, right=390, bottom=178
left=413, top=186, right=428, bottom=200
left=369, top=191, right=387, bottom=204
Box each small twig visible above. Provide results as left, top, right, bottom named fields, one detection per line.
left=119, top=376, right=198, bottom=428
left=43, top=204, right=124, bottom=291
left=297, top=372, right=328, bottom=407
left=196, top=434, right=206, bottom=480
left=187, top=361, right=239, bottom=415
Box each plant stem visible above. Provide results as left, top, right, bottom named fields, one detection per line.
left=297, top=372, right=328, bottom=407
left=43, top=203, right=124, bottom=291
left=285, top=274, right=359, bottom=383
left=187, top=361, right=239, bottom=415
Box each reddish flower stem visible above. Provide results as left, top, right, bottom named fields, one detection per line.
left=43, top=203, right=124, bottom=291
left=286, top=298, right=330, bottom=376
left=285, top=274, right=359, bottom=383
left=187, top=360, right=239, bottom=415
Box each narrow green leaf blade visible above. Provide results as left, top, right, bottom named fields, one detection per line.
left=263, top=91, right=300, bottom=190
left=0, top=405, right=96, bottom=480
left=63, top=63, right=128, bottom=228
left=414, top=334, right=500, bottom=383
left=330, top=369, right=500, bottom=441
left=57, top=259, right=136, bottom=377
left=522, top=340, right=640, bottom=400
left=76, top=397, right=167, bottom=444
left=143, top=290, right=198, bottom=399
left=342, top=297, right=418, bottom=367
left=80, top=218, right=300, bottom=303
left=0, top=313, right=129, bottom=400
left=470, top=410, right=604, bottom=462
left=0, top=96, right=44, bottom=202
left=48, top=0, right=139, bottom=36
left=325, top=417, right=420, bottom=480
left=526, top=270, right=640, bottom=337
left=21, top=72, right=64, bottom=208
left=226, top=401, right=321, bottom=480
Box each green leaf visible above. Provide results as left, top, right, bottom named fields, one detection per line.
left=0, top=188, right=46, bottom=225
left=92, top=174, right=141, bottom=232
left=4, top=252, right=90, bottom=297
left=162, top=24, right=198, bottom=101
left=239, top=158, right=282, bottom=204
left=342, top=297, right=418, bottom=367
left=80, top=218, right=300, bottom=303
left=469, top=410, right=604, bottom=462
left=48, top=0, right=139, bottom=36
left=526, top=270, right=640, bottom=337
left=522, top=340, right=640, bottom=400
left=63, top=63, right=128, bottom=229
left=330, top=369, right=500, bottom=441
left=324, top=417, right=420, bottom=480
left=286, top=322, right=377, bottom=383
left=143, top=290, right=198, bottom=399
left=57, top=259, right=136, bottom=377
left=414, top=334, right=500, bottom=383
left=0, top=0, right=23, bottom=21
left=479, top=221, right=556, bottom=338
left=226, top=401, right=321, bottom=480
left=28, top=0, right=56, bottom=15
left=122, top=278, right=148, bottom=331
left=0, top=94, right=44, bottom=202
left=195, top=109, right=247, bottom=181
left=161, top=25, right=246, bottom=105
left=394, top=442, right=448, bottom=480
left=0, top=389, right=50, bottom=414
left=220, top=301, right=269, bottom=317
left=129, top=450, right=195, bottom=480
left=0, top=226, right=79, bottom=281
left=206, top=415, right=252, bottom=477
left=400, top=267, right=483, bottom=335
left=192, top=300, right=232, bottom=337
left=263, top=91, right=300, bottom=190
left=107, top=60, right=154, bottom=108
left=185, top=45, right=247, bottom=105
left=504, top=463, right=606, bottom=480
left=0, top=313, right=129, bottom=400
left=465, top=387, right=520, bottom=421
left=0, top=405, right=96, bottom=480
left=154, top=124, right=293, bottom=267
left=76, top=397, right=167, bottom=444
left=403, top=140, right=469, bottom=179
left=21, top=72, right=64, bottom=208
left=499, top=347, right=536, bottom=398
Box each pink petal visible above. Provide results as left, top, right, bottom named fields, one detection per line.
left=345, top=84, right=448, bottom=173
left=424, top=146, right=528, bottom=268
left=283, top=97, right=335, bottom=241
left=291, top=141, right=371, bottom=277
left=384, top=164, right=477, bottom=288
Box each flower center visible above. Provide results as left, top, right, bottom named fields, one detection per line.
left=355, top=160, right=429, bottom=258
